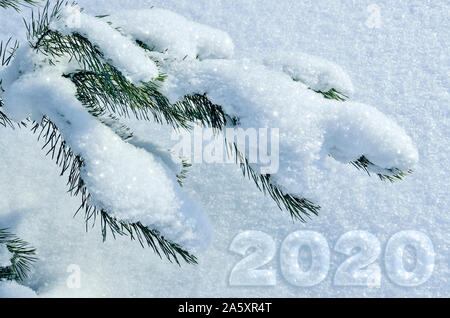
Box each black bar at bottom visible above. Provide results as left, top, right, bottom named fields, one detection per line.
left=0, top=298, right=444, bottom=314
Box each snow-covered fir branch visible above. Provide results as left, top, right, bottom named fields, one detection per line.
left=0, top=0, right=419, bottom=275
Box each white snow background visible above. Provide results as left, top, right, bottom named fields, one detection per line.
left=0, top=0, right=448, bottom=297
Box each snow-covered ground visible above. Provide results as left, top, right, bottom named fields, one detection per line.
left=0, top=0, right=448, bottom=297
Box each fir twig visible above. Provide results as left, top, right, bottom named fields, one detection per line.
left=351, top=156, right=413, bottom=183
left=315, top=88, right=349, bottom=101
left=0, top=102, right=15, bottom=128
left=314, top=88, right=413, bottom=182
left=226, top=141, right=320, bottom=222
left=98, top=114, right=134, bottom=141
left=0, top=38, right=20, bottom=128
left=170, top=92, right=320, bottom=221
left=0, top=0, right=37, bottom=11
left=0, top=229, right=37, bottom=281
left=62, top=66, right=188, bottom=128
left=175, top=94, right=238, bottom=130
left=31, top=117, right=197, bottom=265
left=24, top=0, right=66, bottom=48
left=0, top=38, right=19, bottom=67
left=176, top=157, right=192, bottom=187
left=81, top=203, right=198, bottom=265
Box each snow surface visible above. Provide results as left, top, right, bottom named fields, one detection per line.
left=0, top=281, right=37, bottom=297
left=0, top=0, right=448, bottom=298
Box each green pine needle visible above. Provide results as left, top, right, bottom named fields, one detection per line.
left=0, top=229, right=37, bottom=281
left=315, top=88, right=349, bottom=101
left=0, top=0, right=37, bottom=11
left=176, top=158, right=192, bottom=187
left=351, top=156, right=413, bottom=183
